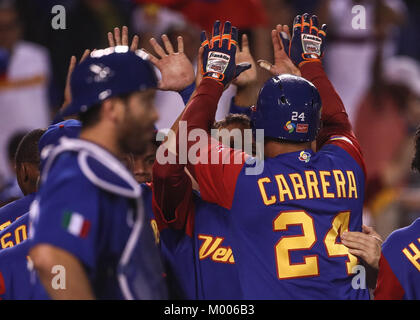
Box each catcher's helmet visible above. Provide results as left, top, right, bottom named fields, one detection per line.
left=62, top=47, right=157, bottom=117
left=251, top=74, right=322, bottom=142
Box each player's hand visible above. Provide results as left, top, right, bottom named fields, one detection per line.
left=341, top=225, right=383, bottom=270
left=287, top=13, right=327, bottom=67
left=146, top=34, right=195, bottom=92
left=233, top=34, right=257, bottom=87
left=61, top=49, right=91, bottom=111
left=258, top=24, right=301, bottom=77
left=200, top=20, right=251, bottom=87
left=107, top=26, right=139, bottom=51
left=233, top=34, right=258, bottom=106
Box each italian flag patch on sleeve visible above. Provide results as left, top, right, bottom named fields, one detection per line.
left=62, top=211, right=91, bottom=238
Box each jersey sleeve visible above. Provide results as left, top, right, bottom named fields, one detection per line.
left=374, top=253, right=405, bottom=300
left=300, top=62, right=366, bottom=176
left=152, top=161, right=196, bottom=235
left=189, top=139, right=247, bottom=209
left=30, top=174, right=99, bottom=271
left=180, top=78, right=247, bottom=210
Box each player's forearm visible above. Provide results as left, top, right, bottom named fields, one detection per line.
left=30, top=244, right=95, bottom=300
left=180, top=78, right=223, bottom=134
left=300, top=62, right=352, bottom=133
left=179, top=78, right=223, bottom=177
left=152, top=162, right=192, bottom=223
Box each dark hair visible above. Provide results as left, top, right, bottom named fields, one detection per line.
left=213, top=113, right=251, bottom=130
left=78, top=103, right=102, bottom=129
left=412, top=126, right=420, bottom=173
left=78, top=93, right=133, bottom=129
left=15, top=128, right=46, bottom=164
left=7, top=131, right=27, bottom=161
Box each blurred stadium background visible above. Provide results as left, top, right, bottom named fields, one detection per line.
left=0, top=0, right=419, bottom=240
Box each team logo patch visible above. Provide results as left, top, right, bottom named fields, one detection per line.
left=284, top=121, right=295, bottom=133
left=296, top=123, right=309, bottom=133
left=298, top=151, right=311, bottom=163
left=207, top=51, right=230, bottom=73
left=301, top=34, right=322, bottom=58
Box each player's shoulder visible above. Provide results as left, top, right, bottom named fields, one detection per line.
left=0, top=193, right=36, bottom=218
left=383, top=218, right=420, bottom=253
left=44, top=139, right=140, bottom=199
left=43, top=150, right=94, bottom=192
left=0, top=212, right=29, bottom=237
left=317, top=139, right=362, bottom=168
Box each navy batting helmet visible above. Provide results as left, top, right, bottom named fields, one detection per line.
left=251, top=74, right=322, bottom=142
left=62, top=47, right=157, bottom=117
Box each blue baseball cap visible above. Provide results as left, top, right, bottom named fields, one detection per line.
left=38, top=120, right=82, bottom=170
left=62, top=47, right=157, bottom=117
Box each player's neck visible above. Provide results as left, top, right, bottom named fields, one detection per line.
left=264, top=140, right=312, bottom=158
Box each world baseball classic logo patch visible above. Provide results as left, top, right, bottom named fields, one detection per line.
left=284, top=121, right=296, bottom=133
left=298, top=151, right=311, bottom=163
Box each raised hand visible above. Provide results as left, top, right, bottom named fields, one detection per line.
left=61, top=49, right=91, bottom=111
left=107, top=26, right=139, bottom=51
left=200, top=20, right=251, bottom=87
left=233, top=34, right=257, bottom=88
left=288, top=13, right=327, bottom=67
left=257, top=24, right=301, bottom=77
left=146, top=34, right=195, bottom=92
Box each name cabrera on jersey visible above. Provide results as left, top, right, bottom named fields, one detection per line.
left=228, top=139, right=368, bottom=299
left=29, top=137, right=167, bottom=300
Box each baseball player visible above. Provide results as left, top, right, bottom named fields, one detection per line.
left=28, top=49, right=167, bottom=300
left=178, top=16, right=369, bottom=299
left=150, top=42, right=257, bottom=299
left=0, top=120, right=81, bottom=300
left=0, top=129, right=45, bottom=231
left=374, top=127, right=420, bottom=299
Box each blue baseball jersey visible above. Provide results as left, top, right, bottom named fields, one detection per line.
left=148, top=181, right=242, bottom=299
left=0, top=240, right=49, bottom=300
left=193, top=139, right=369, bottom=300
left=29, top=138, right=167, bottom=299
left=142, top=183, right=196, bottom=299
left=375, top=218, right=420, bottom=300
left=192, top=195, right=242, bottom=299
left=0, top=213, right=28, bottom=251
left=230, top=145, right=368, bottom=299
left=0, top=193, right=35, bottom=231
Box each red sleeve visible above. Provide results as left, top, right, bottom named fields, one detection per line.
left=0, top=270, right=5, bottom=299
left=152, top=161, right=195, bottom=235
left=180, top=78, right=247, bottom=210
left=374, top=253, right=405, bottom=300
left=191, top=140, right=248, bottom=209
left=300, top=62, right=366, bottom=176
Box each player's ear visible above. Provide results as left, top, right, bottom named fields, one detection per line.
left=101, top=98, right=120, bottom=123
left=21, top=163, right=29, bottom=182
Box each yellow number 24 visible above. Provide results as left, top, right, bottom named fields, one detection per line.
left=273, top=210, right=358, bottom=279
